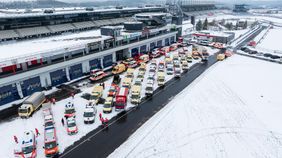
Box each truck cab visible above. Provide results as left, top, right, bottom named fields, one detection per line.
left=182, top=61, right=189, bottom=70
left=64, top=101, right=76, bottom=118
left=108, top=85, right=117, bottom=97
left=166, top=64, right=174, bottom=75
left=126, top=68, right=135, bottom=79
left=44, top=127, right=59, bottom=157
left=18, top=92, right=45, bottom=118
left=90, top=85, right=104, bottom=105
left=137, top=71, right=145, bottom=81
left=122, top=58, right=138, bottom=68
left=83, top=106, right=97, bottom=124
left=14, top=131, right=37, bottom=158
left=131, top=85, right=141, bottom=104
left=139, top=54, right=150, bottom=63
left=186, top=53, right=193, bottom=63
left=139, top=63, right=146, bottom=72
left=112, top=74, right=121, bottom=85
left=145, top=83, right=154, bottom=96
left=158, top=61, right=165, bottom=72
left=122, top=77, right=132, bottom=89
left=115, top=87, right=129, bottom=111
left=103, top=97, right=114, bottom=113
left=157, top=72, right=165, bottom=86
left=217, top=54, right=225, bottom=61
left=174, top=65, right=181, bottom=78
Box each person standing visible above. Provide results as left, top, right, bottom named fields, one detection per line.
left=13, top=135, right=18, bottom=144
left=61, top=118, right=65, bottom=126
left=35, top=128, right=40, bottom=137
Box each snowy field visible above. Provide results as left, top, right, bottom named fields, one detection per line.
left=257, top=27, right=282, bottom=53
left=0, top=45, right=219, bottom=158
left=109, top=55, right=282, bottom=158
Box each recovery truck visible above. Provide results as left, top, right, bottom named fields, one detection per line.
left=115, top=87, right=129, bottom=111
left=131, top=85, right=141, bottom=104
left=18, top=92, right=46, bottom=118
left=90, top=85, right=104, bottom=105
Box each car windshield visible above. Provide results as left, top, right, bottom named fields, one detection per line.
left=65, top=109, right=75, bottom=114
left=146, top=87, right=153, bottom=91
left=104, top=104, right=111, bottom=108
left=115, top=102, right=124, bottom=107
left=67, top=122, right=76, bottom=128
left=45, top=121, right=53, bottom=127
left=132, top=94, right=139, bottom=99
left=159, top=79, right=165, bottom=82
left=90, top=95, right=98, bottom=100
left=149, top=69, right=155, bottom=73
left=45, top=141, right=57, bottom=149
left=18, top=108, right=27, bottom=113
left=168, top=68, right=173, bottom=71
left=22, top=145, right=33, bottom=154
left=84, top=112, right=93, bottom=117
left=136, top=82, right=142, bottom=85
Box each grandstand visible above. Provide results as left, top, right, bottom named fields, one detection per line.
left=0, top=6, right=164, bottom=41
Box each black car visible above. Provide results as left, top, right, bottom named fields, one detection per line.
left=240, top=46, right=248, bottom=51
left=270, top=55, right=280, bottom=59
left=249, top=50, right=258, bottom=55
left=263, top=53, right=272, bottom=58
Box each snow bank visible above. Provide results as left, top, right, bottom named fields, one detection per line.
left=109, top=55, right=282, bottom=158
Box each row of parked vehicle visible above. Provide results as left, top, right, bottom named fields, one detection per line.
left=240, top=46, right=282, bottom=60
left=12, top=42, right=206, bottom=157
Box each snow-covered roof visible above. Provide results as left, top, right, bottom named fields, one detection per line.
left=0, top=29, right=111, bottom=63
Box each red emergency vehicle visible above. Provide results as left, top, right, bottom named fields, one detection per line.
left=114, top=87, right=129, bottom=111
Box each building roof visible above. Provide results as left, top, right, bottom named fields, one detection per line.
left=0, top=29, right=110, bottom=63
left=0, top=7, right=163, bottom=18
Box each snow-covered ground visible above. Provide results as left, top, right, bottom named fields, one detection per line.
left=0, top=45, right=219, bottom=158
left=109, top=55, right=282, bottom=158
left=257, top=27, right=282, bottom=53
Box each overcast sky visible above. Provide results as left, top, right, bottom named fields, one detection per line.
left=0, top=0, right=277, bottom=3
